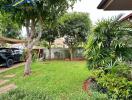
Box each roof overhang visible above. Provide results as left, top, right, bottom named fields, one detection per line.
left=0, top=36, right=25, bottom=44
left=121, top=13, right=132, bottom=21
left=98, top=0, right=132, bottom=10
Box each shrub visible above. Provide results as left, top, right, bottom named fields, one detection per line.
left=20, top=49, right=39, bottom=62
left=89, top=63, right=132, bottom=99
left=121, top=47, right=132, bottom=63
left=85, top=15, right=132, bottom=99
left=32, top=50, right=39, bottom=62
left=85, top=16, right=132, bottom=69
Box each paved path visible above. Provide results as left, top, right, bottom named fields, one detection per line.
left=0, top=62, right=25, bottom=74
left=0, top=80, right=9, bottom=86
left=0, top=84, right=17, bottom=94
left=0, top=75, right=17, bottom=94
left=4, top=74, right=16, bottom=78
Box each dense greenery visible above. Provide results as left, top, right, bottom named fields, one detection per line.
left=90, top=62, right=132, bottom=99
left=0, top=13, right=21, bottom=39
left=59, top=12, right=91, bottom=60
left=0, top=61, right=107, bottom=99
left=85, top=16, right=132, bottom=99
left=85, top=15, right=132, bottom=69
left=41, top=26, right=60, bottom=59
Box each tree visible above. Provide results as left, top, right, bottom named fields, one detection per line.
left=59, top=12, right=91, bottom=60
left=0, top=13, right=21, bottom=39
left=85, top=15, right=132, bottom=69
left=0, top=0, right=77, bottom=75
left=41, top=26, right=59, bottom=60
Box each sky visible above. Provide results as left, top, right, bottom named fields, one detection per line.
left=22, top=0, right=131, bottom=37
left=68, top=0, right=131, bottom=24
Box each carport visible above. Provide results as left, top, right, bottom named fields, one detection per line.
left=0, top=36, right=25, bottom=44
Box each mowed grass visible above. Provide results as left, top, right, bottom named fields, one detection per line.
left=0, top=61, right=107, bottom=100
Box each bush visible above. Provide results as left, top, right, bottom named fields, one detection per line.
left=89, top=63, right=132, bottom=99
left=85, top=16, right=132, bottom=99
left=0, top=89, right=51, bottom=100
left=121, top=47, right=132, bottom=63
left=84, top=16, right=132, bottom=69
left=32, top=50, right=39, bottom=62
left=20, top=49, right=39, bottom=62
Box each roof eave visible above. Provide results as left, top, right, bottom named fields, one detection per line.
left=97, top=0, right=108, bottom=9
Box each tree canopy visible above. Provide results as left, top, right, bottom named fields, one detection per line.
left=0, top=13, right=21, bottom=39
left=59, top=12, right=91, bottom=60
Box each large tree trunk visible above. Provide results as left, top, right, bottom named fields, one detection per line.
left=24, top=48, right=32, bottom=75
left=48, top=42, right=52, bottom=60
left=24, top=18, right=43, bottom=76
left=24, top=19, right=31, bottom=76
left=69, top=48, right=73, bottom=61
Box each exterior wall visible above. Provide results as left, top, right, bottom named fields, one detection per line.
left=43, top=48, right=68, bottom=59
left=43, top=48, right=84, bottom=60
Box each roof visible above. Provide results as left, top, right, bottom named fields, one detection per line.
left=0, top=36, right=25, bottom=44
left=97, top=0, right=132, bottom=10
left=33, top=46, right=44, bottom=49
left=97, top=0, right=109, bottom=9
left=121, top=13, right=132, bottom=21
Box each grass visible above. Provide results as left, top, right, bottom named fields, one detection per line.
left=0, top=61, right=107, bottom=100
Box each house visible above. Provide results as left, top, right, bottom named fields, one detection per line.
left=53, top=38, right=68, bottom=48
left=42, top=38, right=84, bottom=60
left=97, top=0, right=132, bottom=10
left=121, top=13, right=132, bottom=21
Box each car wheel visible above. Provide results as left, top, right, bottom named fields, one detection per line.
left=6, top=59, right=14, bottom=67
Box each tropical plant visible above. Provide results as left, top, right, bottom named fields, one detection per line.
left=85, top=15, right=132, bottom=69
left=96, top=63, right=132, bottom=99
left=85, top=15, right=132, bottom=99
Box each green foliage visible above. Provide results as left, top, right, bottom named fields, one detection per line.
left=20, top=49, right=39, bottom=62
left=85, top=15, right=132, bottom=69
left=0, top=0, right=78, bottom=41
left=85, top=16, right=132, bottom=99
left=0, top=13, right=21, bottom=38
left=0, top=0, right=78, bottom=26
left=120, top=47, right=132, bottom=63
left=38, top=40, right=49, bottom=47
left=41, top=26, right=59, bottom=48
left=95, top=63, right=132, bottom=99
left=60, top=12, right=91, bottom=48
left=32, top=50, right=39, bottom=62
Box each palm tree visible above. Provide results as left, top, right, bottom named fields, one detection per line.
left=85, top=15, right=132, bottom=69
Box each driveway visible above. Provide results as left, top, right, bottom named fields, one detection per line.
left=0, top=62, right=25, bottom=73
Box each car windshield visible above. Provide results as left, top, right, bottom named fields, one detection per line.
left=0, top=49, right=12, bottom=53
left=0, top=49, right=7, bottom=53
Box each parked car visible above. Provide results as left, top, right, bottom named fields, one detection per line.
left=0, top=48, right=22, bottom=67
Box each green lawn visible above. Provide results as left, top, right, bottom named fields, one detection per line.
left=0, top=61, right=107, bottom=100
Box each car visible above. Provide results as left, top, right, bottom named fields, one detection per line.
left=0, top=48, right=22, bottom=67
